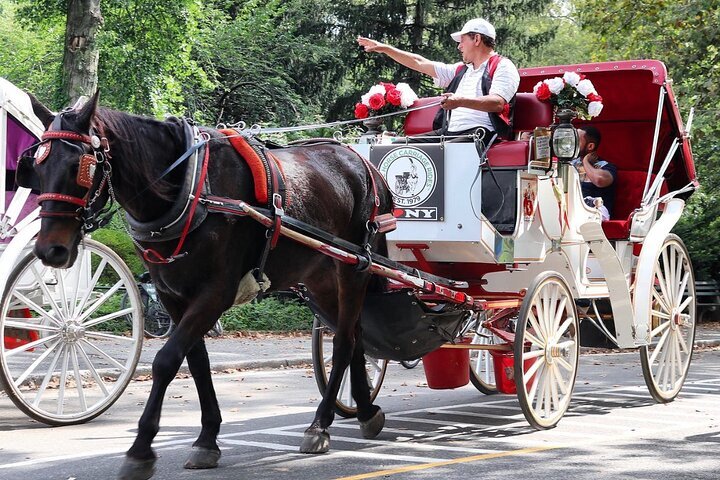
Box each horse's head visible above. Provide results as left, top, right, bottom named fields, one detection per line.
left=17, top=91, right=111, bottom=268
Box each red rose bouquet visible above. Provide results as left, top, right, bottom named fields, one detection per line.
left=354, top=82, right=418, bottom=119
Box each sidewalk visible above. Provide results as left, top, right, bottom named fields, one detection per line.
left=133, top=322, right=720, bottom=377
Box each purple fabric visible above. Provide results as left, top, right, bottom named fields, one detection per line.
left=1, top=191, right=39, bottom=243
left=6, top=114, right=39, bottom=170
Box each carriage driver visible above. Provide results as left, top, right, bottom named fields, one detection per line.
left=572, top=126, right=617, bottom=221
left=357, top=18, right=520, bottom=141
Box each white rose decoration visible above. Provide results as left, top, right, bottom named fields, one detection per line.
left=533, top=81, right=544, bottom=94
left=576, top=79, right=596, bottom=97
left=395, top=82, right=419, bottom=108
left=546, top=77, right=565, bottom=95
left=563, top=71, right=581, bottom=87
left=588, top=101, right=604, bottom=117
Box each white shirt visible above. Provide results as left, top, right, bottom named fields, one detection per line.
left=432, top=55, right=520, bottom=132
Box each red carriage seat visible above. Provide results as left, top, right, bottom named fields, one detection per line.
left=402, top=93, right=553, bottom=168
left=601, top=171, right=668, bottom=240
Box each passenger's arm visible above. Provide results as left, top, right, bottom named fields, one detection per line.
left=583, top=154, right=614, bottom=187
left=357, top=37, right=437, bottom=77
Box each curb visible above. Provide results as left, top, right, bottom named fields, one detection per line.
left=131, top=357, right=313, bottom=380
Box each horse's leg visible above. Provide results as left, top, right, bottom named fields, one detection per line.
left=348, top=325, right=385, bottom=439
left=119, top=310, right=223, bottom=479
left=118, top=333, right=188, bottom=480
left=300, top=271, right=368, bottom=454
left=183, top=338, right=223, bottom=469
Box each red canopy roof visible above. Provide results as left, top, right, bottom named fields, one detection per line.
left=518, top=60, right=696, bottom=193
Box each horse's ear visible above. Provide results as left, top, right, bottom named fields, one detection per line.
left=26, top=91, right=55, bottom=129
left=76, top=89, right=100, bottom=127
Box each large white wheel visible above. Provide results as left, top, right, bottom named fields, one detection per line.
left=311, top=316, right=387, bottom=418
left=0, top=239, right=143, bottom=425
left=515, top=272, right=579, bottom=430
left=640, top=234, right=696, bottom=402
left=469, top=325, right=498, bottom=394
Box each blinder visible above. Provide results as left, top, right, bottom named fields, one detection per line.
left=15, top=154, right=41, bottom=190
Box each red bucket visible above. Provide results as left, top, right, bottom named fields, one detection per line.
left=489, top=349, right=535, bottom=394
left=422, top=340, right=470, bottom=390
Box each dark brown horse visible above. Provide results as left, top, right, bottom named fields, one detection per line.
left=21, top=93, right=392, bottom=479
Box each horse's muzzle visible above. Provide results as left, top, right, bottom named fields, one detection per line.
left=33, top=224, right=82, bottom=268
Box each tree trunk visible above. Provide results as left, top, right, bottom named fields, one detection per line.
left=62, top=0, right=103, bottom=104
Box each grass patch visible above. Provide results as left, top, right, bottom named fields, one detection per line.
left=220, top=296, right=314, bottom=332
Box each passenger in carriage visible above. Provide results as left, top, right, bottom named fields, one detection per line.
left=357, top=18, right=519, bottom=142
left=572, top=126, right=617, bottom=221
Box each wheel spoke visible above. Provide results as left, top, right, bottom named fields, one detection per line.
left=549, top=366, right=560, bottom=414
left=79, top=338, right=129, bottom=371
left=12, top=338, right=63, bottom=387
left=33, top=343, right=66, bottom=408
left=527, top=361, right=544, bottom=404
left=524, top=330, right=545, bottom=349
left=554, top=316, right=574, bottom=342
left=9, top=290, right=63, bottom=329
left=649, top=326, right=671, bottom=364
left=70, top=248, right=88, bottom=318
left=4, top=333, right=61, bottom=358
left=57, top=344, right=71, bottom=415
left=71, top=344, right=87, bottom=412
left=82, top=307, right=135, bottom=330
left=74, top=258, right=108, bottom=318
left=552, top=363, right=568, bottom=395
left=676, top=270, right=690, bottom=308
left=77, top=279, right=124, bottom=325
left=527, top=310, right=546, bottom=342
left=85, top=331, right=137, bottom=342
left=523, top=354, right=545, bottom=384
left=650, top=320, right=671, bottom=340
left=651, top=288, right=672, bottom=316
left=29, top=263, right=65, bottom=324
left=556, top=356, right=574, bottom=373
left=650, top=309, right=671, bottom=320
left=653, top=263, right=673, bottom=312
left=552, top=297, right=567, bottom=335
left=76, top=341, right=111, bottom=397
left=677, top=295, right=694, bottom=314
left=3, top=319, right=59, bottom=333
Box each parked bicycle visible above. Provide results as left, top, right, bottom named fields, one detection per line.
left=121, top=272, right=174, bottom=338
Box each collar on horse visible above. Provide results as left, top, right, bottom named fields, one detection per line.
left=125, top=119, right=212, bottom=243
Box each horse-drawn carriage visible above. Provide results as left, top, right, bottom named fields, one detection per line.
left=14, top=59, right=697, bottom=477
left=316, top=59, right=697, bottom=428
left=0, top=79, right=144, bottom=425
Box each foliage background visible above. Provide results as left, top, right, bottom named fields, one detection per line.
left=2, top=0, right=718, bottom=282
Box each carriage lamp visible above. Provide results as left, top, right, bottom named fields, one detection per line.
left=551, top=109, right=580, bottom=161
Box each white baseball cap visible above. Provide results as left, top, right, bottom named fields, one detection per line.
left=450, top=18, right=496, bottom=42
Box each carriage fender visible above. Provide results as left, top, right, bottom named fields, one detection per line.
left=0, top=219, right=40, bottom=299
left=632, top=198, right=685, bottom=346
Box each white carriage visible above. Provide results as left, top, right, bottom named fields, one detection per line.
left=313, top=60, right=698, bottom=428
left=0, top=79, right=144, bottom=425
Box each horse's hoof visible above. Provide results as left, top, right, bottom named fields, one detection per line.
left=299, top=429, right=330, bottom=454
left=184, top=446, right=222, bottom=469
left=359, top=407, right=385, bottom=439
left=118, top=456, right=156, bottom=480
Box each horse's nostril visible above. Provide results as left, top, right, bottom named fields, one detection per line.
left=44, top=246, right=70, bottom=267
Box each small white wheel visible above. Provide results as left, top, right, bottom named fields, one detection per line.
left=0, top=239, right=143, bottom=425
left=311, top=316, right=387, bottom=418
left=469, top=326, right=497, bottom=394
left=640, top=234, right=696, bottom=402
left=515, top=272, right=579, bottom=430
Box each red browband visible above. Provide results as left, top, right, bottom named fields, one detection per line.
left=41, top=131, right=93, bottom=144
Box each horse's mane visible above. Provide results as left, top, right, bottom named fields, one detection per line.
left=93, top=108, right=185, bottom=200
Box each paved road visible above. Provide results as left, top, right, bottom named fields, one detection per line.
left=1, top=347, right=719, bottom=480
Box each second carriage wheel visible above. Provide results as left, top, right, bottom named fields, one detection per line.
left=469, top=325, right=498, bottom=394
left=0, top=239, right=143, bottom=425
left=311, top=316, right=387, bottom=418
left=515, top=272, right=579, bottom=430
left=639, top=234, right=696, bottom=403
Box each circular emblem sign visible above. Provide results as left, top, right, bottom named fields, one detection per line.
left=378, top=147, right=437, bottom=207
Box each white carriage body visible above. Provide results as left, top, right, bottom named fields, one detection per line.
left=352, top=60, right=697, bottom=349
